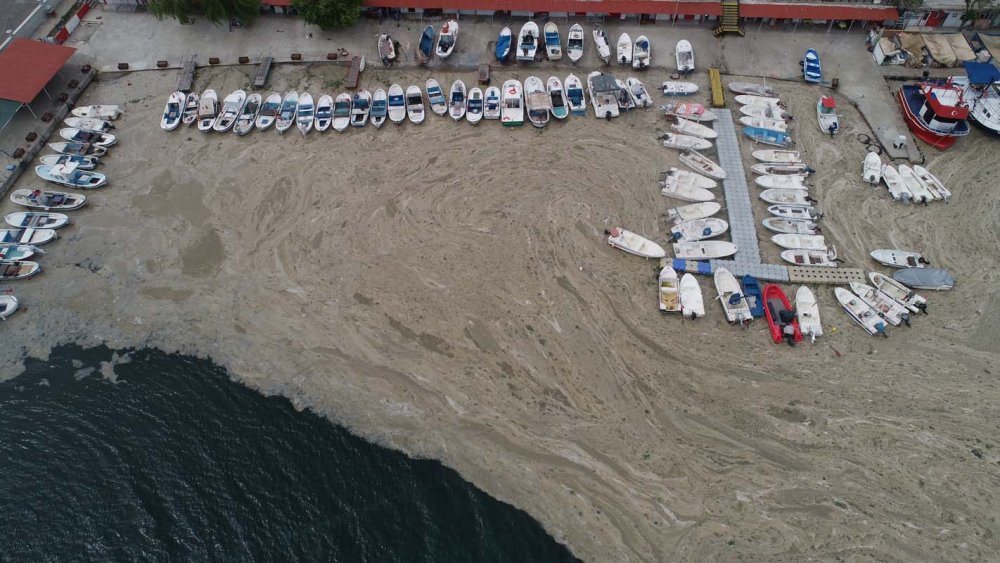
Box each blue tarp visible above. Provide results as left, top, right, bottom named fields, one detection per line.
left=963, top=61, right=1000, bottom=85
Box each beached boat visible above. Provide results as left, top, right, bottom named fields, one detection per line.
left=0, top=245, right=37, bottom=262
left=660, top=167, right=717, bottom=189
left=48, top=142, right=106, bottom=157
left=836, top=287, right=886, bottom=336
left=764, top=284, right=802, bottom=344
left=675, top=40, right=694, bottom=75
left=496, top=27, right=512, bottom=61
left=667, top=202, right=721, bottom=224
left=753, top=149, right=800, bottom=163
left=517, top=21, right=539, bottom=62
left=160, top=92, right=184, bottom=131
left=296, top=93, right=315, bottom=135
left=626, top=77, right=652, bottom=109
left=417, top=25, right=435, bottom=63
left=795, top=286, right=822, bottom=341
left=743, top=126, right=791, bottom=147
left=405, top=85, right=426, bottom=124
left=898, top=79, right=970, bottom=149
left=870, top=249, right=928, bottom=268
left=741, top=275, right=765, bottom=317
left=547, top=77, right=568, bottom=120
left=862, top=151, right=882, bottom=184
left=35, top=163, right=106, bottom=189
left=565, top=74, right=586, bottom=116
left=755, top=174, right=808, bottom=190
left=736, top=94, right=784, bottom=107
left=484, top=86, right=501, bottom=120
left=567, top=24, right=584, bottom=63
left=436, top=20, right=458, bottom=59
left=663, top=102, right=715, bottom=122
left=10, top=189, right=86, bottom=211
left=332, top=93, right=351, bottom=132
left=314, top=94, right=334, bottom=131
left=607, top=227, right=665, bottom=259
left=670, top=218, right=728, bottom=241
left=5, top=211, right=70, bottom=229
left=350, top=90, right=371, bottom=128
left=275, top=91, right=298, bottom=134
left=751, top=162, right=812, bottom=176
left=679, top=273, right=705, bottom=318
left=426, top=79, right=447, bottom=116
left=587, top=72, right=619, bottom=120
left=913, top=165, right=951, bottom=202
left=672, top=117, right=717, bottom=139
left=680, top=150, right=726, bottom=180
left=768, top=204, right=818, bottom=219
left=739, top=116, right=788, bottom=132
left=0, top=261, right=41, bottom=281
left=65, top=117, right=112, bottom=132
left=525, top=76, right=550, bottom=128
left=881, top=164, right=912, bottom=203
left=772, top=233, right=826, bottom=251
left=817, top=96, right=839, bottom=135
left=448, top=80, right=466, bottom=122
left=781, top=248, right=838, bottom=268
left=593, top=28, right=611, bottom=63
left=38, top=154, right=98, bottom=170
left=233, top=93, right=261, bottom=136
left=500, top=79, right=524, bottom=126
left=181, top=93, right=199, bottom=126
left=59, top=128, right=115, bottom=147
left=740, top=105, right=791, bottom=120
left=715, top=268, right=751, bottom=324
left=661, top=181, right=715, bottom=203
left=0, top=228, right=56, bottom=245
left=544, top=22, right=562, bottom=60
left=633, top=36, right=650, bottom=69
left=256, top=93, right=280, bottom=131
left=729, top=82, right=777, bottom=97
left=869, top=272, right=928, bottom=314
left=662, top=82, right=698, bottom=96
left=369, top=89, right=387, bottom=129
left=616, top=33, right=632, bottom=66
left=803, top=48, right=822, bottom=83
left=851, top=282, right=910, bottom=326
left=759, top=189, right=814, bottom=206
left=762, top=217, right=818, bottom=234
left=658, top=267, right=681, bottom=313
left=213, top=90, right=246, bottom=133
left=899, top=164, right=937, bottom=203
left=661, top=133, right=712, bottom=151
left=614, top=79, right=636, bottom=111
left=673, top=241, right=737, bottom=260
left=72, top=105, right=121, bottom=120
left=378, top=33, right=396, bottom=66
left=466, top=87, right=483, bottom=124
left=893, top=268, right=954, bottom=290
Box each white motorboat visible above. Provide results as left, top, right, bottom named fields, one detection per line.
left=0, top=228, right=56, bottom=245
left=213, top=90, right=246, bottom=133
left=835, top=287, right=887, bottom=336
left=663, top=102, right=716, bottom=122
left=524, top=76, right=550, bottom=128
left=35, top=163, right=106, bottom=189
left=772, top=233, right=827, bottom=251
left=350, top=90, right=371, bottom=127
left=673, top=241, right=737, bottom=260
left=197, top=89, right=219, bottom=132
left=160, top=91, right=184, bottom=131
left=762, top=217, right=819, bottom=235
left=5, top=211, right=70, bottom=230
left=593, top=28, right=611, bottom=63
left=587, top=72, right=619, bottom=120
left=626, top=77, right=653, bottom=108
left=862, top=151, right=882, bottom=184
left=658, top=267, right=681, bottom=313
left=547, top=76, right=568, bottom=120
left=781, top=248, right=839, bottom=268
left=315, top=94, right=334, bottom=131
left=760, top=189, right=815, bottom=206
left=751, top=163, right=812, bottom=176
left=679, top=273, right=705, bottom=318
left=565, top=74, right=586, bottom=116
left=436, top=20, right=458, bottom=58
left=65, top=117, right=112, bottom=132
left=448, top=80, right=466, bottom=121
left=426, top=79, right=447, bottom=116
left=768, top=205, right=819, bottom=219
left=0, top=260, right=41, bottom=281
left=671, top=117, right=717, bottom=139
left=753, top=149, right=801, bottom=163
left=405, top=85, right=425, bottom=124
left=517, top=21, right=539, bottom=62
left=332, top=93, right=351, bottom=132
left=851, top=282, right=910, bottom=326
left=662, top=82, right=698, bottom=96
left=233, top=93, right=261, bottom=136
left=255, top=92, right=281, bottom=131
left=606, top=227, right=665, bottom=259
left=0, top=294, right=20, bottom=320
left=740, top=105, right=790, bottom=120
left=900, top=164, right=938, bottom=203
left=661, top=133, right=712, bottom=151
left=659, top=167, right=717, bottom=189
left=9, top=189, right=86, bottom=211
left=795, top=286, right=823, bottom=341
left=729, top=82, right=778, bottom=97
left=715, top=267, right=751, bottom=324
left=870, top=249, right=929, bottom=268
left=483, top=86, right=501, bottom=120
left=275, top=91, right=299, bottom=134
left=71, top=105, right=121, bottom=120
left=614, top=78, right=636, bottom=111
left=881, top=164, right=912, bottom=203
left=296, top=92, right=315, bottom=135
left=387, top=84, right=406, bottom=124
left=632, top=36, right=650, bottom=69
left=913, top=165, right=951, bottom=202
left=736, top=94, right=784, bottom=107
left=543, top=22, right=561, bottom=60
left=739, top=116, right=788, bottom=132
left=661, top=181, right=715, bottom=203
left=466, top=87, right=483, bottom=124
left=755, top=174, right=808, bottom=190
left=675, top=40, right=694, bottom=75
left=680, top=150, right=726, bottom=180
left=667, top=202, right=721, bottom=224
left=501, top=79, right=524, bottom=126
left=670, top=218, right=728, bottom=242
left=59, top=129, right=115, bottom=147
left=38, top=154, right=98, bottom=170
left=616, top=33, right=632, bottom=66
left=869, top=272, right=927, bottom=314
left=567, top=24, right=584, bottom=63
left=378, top=33, right=397, bottom=66
left=817, top=96, right=840, bottom=135
left=181, top=93, right=199, bottom=127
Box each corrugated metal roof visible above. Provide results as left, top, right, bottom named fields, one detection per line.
left=0, top=38, right=76, bottom=104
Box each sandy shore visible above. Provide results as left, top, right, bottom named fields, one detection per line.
left=2, top=64, right=999, bottom=562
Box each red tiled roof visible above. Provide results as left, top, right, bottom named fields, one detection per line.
left=0, top=38, right=77, bottom=104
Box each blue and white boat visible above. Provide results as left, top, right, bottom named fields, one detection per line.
left=565, top=74, right=586, bottom=116
left=417, top=25, right=435, bottom=63
left=38, top=154, right=98, bottom=170
left=5, top=212, right=70, bottom=230
left=743, top=126, right=791, bottom=148
left=803, top=48, right=821, bottom=84
left=35, top=163, right=107, bottom=189
left=0, top=245, right=39, bottom=261
left=741, top=274, right=765, bottom=317
left=495, top=27, right=512, bottom=61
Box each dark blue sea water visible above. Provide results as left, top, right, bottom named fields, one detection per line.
left=0, top=345, right=581, bottom=563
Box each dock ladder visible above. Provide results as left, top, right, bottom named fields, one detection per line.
left=714, top=0, right=745, bottom=37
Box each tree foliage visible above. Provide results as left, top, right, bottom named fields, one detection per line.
left=962, top=0, right=999, bottom=23
left=293, top=0, right=362, bottom=30
left=148, top=0, right=259, bottom=25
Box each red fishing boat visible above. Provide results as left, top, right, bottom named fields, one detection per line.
left=897, top=79, right=970, bottom=149
left=762, top=284, right=802, bottom=345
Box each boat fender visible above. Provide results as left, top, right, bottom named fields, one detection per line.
left=902, top=314, right=911, bottom=327
left=876, top=322, right=887, bottom=338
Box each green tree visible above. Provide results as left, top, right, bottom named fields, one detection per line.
left=148, top=0, right=259, bottom=25
left=962, top=0, right=999, bottom=24
left=293, top=0, right=362, bottom=30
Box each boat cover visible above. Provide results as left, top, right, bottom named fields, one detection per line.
left=945, top=33, right=976, bottom=63
left=963, top=61, right=1000, bottom=85
left=893, top=268, right=955, bottom=290
left=898, top=33, right=926, bottom=60
left=923, top=34, right=957, bottom=67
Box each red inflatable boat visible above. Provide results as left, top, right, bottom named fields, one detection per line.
left=763, top=284, right=802, bottom=344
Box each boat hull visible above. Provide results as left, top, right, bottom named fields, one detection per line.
left=897, top=86, right=968, bottom=149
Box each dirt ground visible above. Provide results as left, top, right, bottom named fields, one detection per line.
left=2, top=63, right=998, bottom=562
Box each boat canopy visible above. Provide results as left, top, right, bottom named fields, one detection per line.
left=590, top=74, right=618, bottom=93
left=963, top=61, right=1000, bottom=86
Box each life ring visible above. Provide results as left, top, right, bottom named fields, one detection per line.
left=508, top=87, right=517, bottom=95
left=502, top=116, right=510, bottom=121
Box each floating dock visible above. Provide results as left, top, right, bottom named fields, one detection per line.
left=709, top=68, right=725, bottom=108
left=175, top=56, right=196, bottom=92
left=253, top=56, right=273, bottom=90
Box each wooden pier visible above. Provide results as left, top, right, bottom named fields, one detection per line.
left=175, top=56, right=196, bottom=92
left=253, top=57, right=273, bottom=90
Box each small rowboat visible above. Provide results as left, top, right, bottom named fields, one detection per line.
left=671, top=117, right=717, bottom=139
left=729, top=82, right=778, bottom=97
left=5, top=212, right=70, bottom=230
left=739, top=116, right=787, bottom=132
left=755, top=174, right=808, bottom=190
left=659, top=167, right=717, bottom=189
left=836, top=287, right=886, bottom=337
left=851, top=282, right=910, bottom=326
left=753, top=149, right=800, bottom=163
left=661, top=133, right=712, bottom=151
left=0, top=246, right=38, bottom=262
left=667, top=202, right=721, bottom=224
left=65, top=117, right=113, bottom=132
left=10, top=189, right=86, bottom=211
left=0, top=228, right=56, bottom=245
left=0, top=260, right=41, bottom=281
left=762, top=217, right=819, bottom=235
left=59, top=129, right=116, bottom=147
left=736, top=94, right=783, bottom=107
left=760, top=189, right=815, bottom=206
left=751, top=163, right=813, bottom=176
left=670, top=218, right=728, bottom=242
left=662, top=82, right=698, bottom=96
left=606, top=227, right=666, bottom=259
left=71, top=105, right=122, bottom=120
left=772, top=233, right=827, bottom=251
left=768, top=205, right=819, bottom=219
left=673, top=241, right=737, bottom=260
left=35, top=163, right=107, bottom=189
left=743, top=126, right=791, bottom=147
left=870, top=249, right=928, bottom=268
left=38, top=154, right=98, bottom=170
left=869, top=272, right=927, bottom=314
left=47, top=142, right=106, bottom=157
left=680, top=150, right=726, bottom=180
left=663, top=102, right=715, bottom=122
left=740, top=105, right=790, bottom=120
left=781, top=248, right=838, bottom=268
